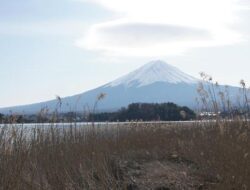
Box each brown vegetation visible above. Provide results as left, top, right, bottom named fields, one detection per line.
left=0, top=120, right=249, bottom=190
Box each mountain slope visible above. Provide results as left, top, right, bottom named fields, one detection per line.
left=0, top=60, right=239, bottom=114
left=107, top=60, right=198, bottom=87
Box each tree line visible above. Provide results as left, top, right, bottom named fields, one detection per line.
left=0, top=102, right=196, bottom=123
left=90, top=102, right=196, bottom=122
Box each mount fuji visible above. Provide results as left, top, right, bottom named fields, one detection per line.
left=0, top=60, right=236, bottom=114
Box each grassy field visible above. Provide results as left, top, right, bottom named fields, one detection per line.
left=0, top=120, right=249, bottom=190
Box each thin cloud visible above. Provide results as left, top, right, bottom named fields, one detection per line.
left=76, top=21, right=214, bottom=56
left=76, top=20, right=241, bottom=56
left=88, top=22, right=210, bottom=46
left=76, top=0, right=247, bottom=56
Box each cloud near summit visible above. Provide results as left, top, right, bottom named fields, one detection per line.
left=76, top=0, right=247, bottom=56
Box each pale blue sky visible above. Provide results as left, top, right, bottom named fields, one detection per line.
left=0, top=0, right=250, bottom=107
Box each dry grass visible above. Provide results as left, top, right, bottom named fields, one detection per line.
left=0, top=120, right=249, bottom=190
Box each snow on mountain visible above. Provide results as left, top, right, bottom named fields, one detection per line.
left=107, top=60, right=198, bottom=87
left=0, top=60, right=240, bottom=114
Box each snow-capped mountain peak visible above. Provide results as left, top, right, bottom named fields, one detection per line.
left=0, top=60, right=240, bottom=114
left=107, top=60, right=198, bottom=87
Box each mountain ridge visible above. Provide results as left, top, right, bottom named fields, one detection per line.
left=0, top=60, right=239, bottom=114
